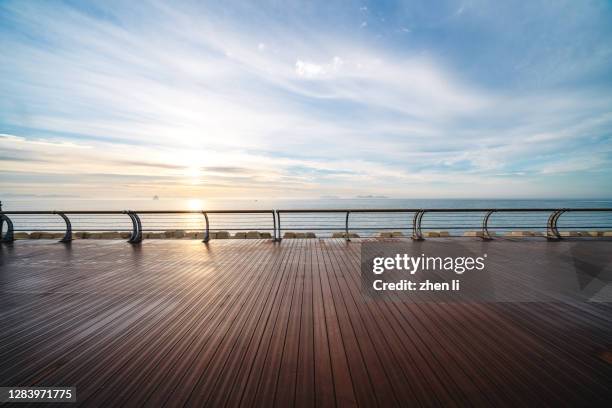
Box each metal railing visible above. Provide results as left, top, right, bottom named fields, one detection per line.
left=1, top=208, right=611, bottom=243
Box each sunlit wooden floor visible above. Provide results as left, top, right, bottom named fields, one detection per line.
left=0, top=239, right=611, bottom=406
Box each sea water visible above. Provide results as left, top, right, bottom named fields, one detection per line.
left=2, top=198, right=611, bottom=237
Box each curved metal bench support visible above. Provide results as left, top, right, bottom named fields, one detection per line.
left=546, top=209, right=565, bottom=240
left=1, top=214, right=14, bottom=243
left=412, top=210, right=425, bottom=240
left=202, top=211, right=210, bottom=243
left=126, top=211, right=143, bottom=243
left=481, top=210, right=495, bottom=240
left=56, top=212, right=72, bottom=243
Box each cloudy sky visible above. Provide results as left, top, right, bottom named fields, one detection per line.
left=1, top=0, right=611, bottom=200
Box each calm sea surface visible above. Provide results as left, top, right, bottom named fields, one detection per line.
left=2, top=198, right=612, bottom=236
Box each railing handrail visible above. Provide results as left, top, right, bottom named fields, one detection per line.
left=275, top=208, right=612, bottom=212
left=2, top=208, right=612, bottom=215
left=0, top=209, right=275, bottom=214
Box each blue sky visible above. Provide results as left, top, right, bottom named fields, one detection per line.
left=1, top=0, right=611, bottom=199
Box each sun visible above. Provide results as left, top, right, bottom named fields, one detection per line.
left=187, top=199, right=204, bottom=210
left=186, top=165, right=202, bottom=179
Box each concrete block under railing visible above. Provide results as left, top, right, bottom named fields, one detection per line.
left=230, top=231, right=272, bottom=239
left=283, top=232, right=317, bottom=239
left=504, top=231, right=544, bottom=237
left=463, top=231, right=499, bottom=238
left=184, top=231, right=203, bottom=239
left=558, top=231, right=610, bottom=237
left=332, top=232, right=360, bottom=238
left=215, top=231, right=231, bottom=239
left=163, top=230, right=184, bottom=238
left=423, top=231, right=451, bottom=238
left=378, top=231, right=406, bottom=238
left=142, top=232, right=163, bottom=239
left=27, top=232, right=64, bottom=239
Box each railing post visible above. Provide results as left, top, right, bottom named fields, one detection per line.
left=547, top=209, right=564, bottom=240
left=0, top=214, right=14, bottom=243
left=412, top=210, right=425, bottom=240
left=345, top=211, right=351, bottom=242
left=481, top=210, right=495, bottom=240
left=202, top=211, right=210, bottom=243
left=56, top=212, right=72, bottom=243
left=276, top=210, right=282, bottom=242
left=0, top=201, right=3, bottom=239
left=126, top=211, right=143, bottom=243
left=133, top=211, right=143, bottom=243
left=272, top=210, right=278, bottom=242
left=126, top=211, right=136, bottom=243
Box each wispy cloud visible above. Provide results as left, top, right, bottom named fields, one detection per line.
left=1, top=0, right=611, bottom=199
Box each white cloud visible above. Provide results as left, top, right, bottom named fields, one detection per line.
left=294, top=56, right=345, bottom=79
left=295, top=60, right=324, bottom=78
left=0, top=134, right=92, bottom=149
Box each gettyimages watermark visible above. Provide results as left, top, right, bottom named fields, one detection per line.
left=361, top=241, right=612, bottom=302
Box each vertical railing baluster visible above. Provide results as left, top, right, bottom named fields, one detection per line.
left=0, top=214, right=14, bottom=243
left=126, top=211, right=143, bottom=243
left=133, top=212, right=143, bottom=243
left=345, top=211, right=351, bottom=242
left=272, top=210, right=278, bottom=242
left=481, top=210, right=495, bottom=240
left=0, top=201, right=4, bottom=239
left=56, top=212, right=72, bottom=243
left=202, top=211, right=210, bottom=243
left=547, top=209, right=565, bottom=240
left=412, top=210, right=425, bottom=240
left=546, top=210, right=556, bottom=239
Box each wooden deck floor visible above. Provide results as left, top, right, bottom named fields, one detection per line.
left=0, top=239, right=611, bottom=406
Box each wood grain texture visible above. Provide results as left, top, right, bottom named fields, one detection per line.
left=0, top=239, right=611, bottom=407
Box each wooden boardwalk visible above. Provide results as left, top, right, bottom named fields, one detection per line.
left=0, top=239, right=611, bottom=406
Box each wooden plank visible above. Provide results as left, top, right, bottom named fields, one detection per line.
left=293, top=237, right=316, bottom=408
left=313, top=238, right=357, bottom=407
left=320, top=239, right=392, bottom=406
left=248, top=239, right=300, bottom=406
